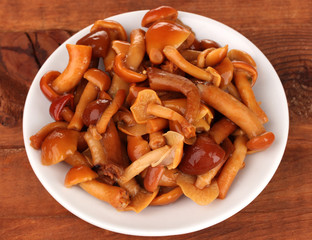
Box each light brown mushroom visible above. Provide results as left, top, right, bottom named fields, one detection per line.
left=126, top=29, right=146, bottom=71
left=147, top=67, right=200, bottom=124
left=64, top=165, right=98, bottom=187
left=120, top=145, right=170, bottom=183
left=145, top=21, right=191, bottom=64
left=149, top=131, right=166, bottom=150
left=40, top=71, right=61, bottom=101
left=67, top=67, right=111, bottom=131
left=233, top=61, right=268, bottom=124
left=96, top=89, right=126, bottom=134
left=80, top=180, right=130, bottom=210
left=150, top=186, right=183, bottom=206
left=90, top=20, right=128, bottom=72
left=30, top=121, right=68, bottom=150
left=51, top=44, right=92, bottom=94
left=130, top=89, right=195, bottom=138
left=91, top=20, right=127, bottom=41
left=67, top=82, right=99, bottom=131
left=162, top=45, right=220, bottom=86
left=113, top=53, right=147, bottom=83
left=41, top=128, right=79, bottom=165
left=115, top=109, right=148, bottom=137
left=197, top=45, right=228, bottom=68
left=197, top=84, right=265, bottom=139
left=152, top=131, right=184, bottom=169
left=228, top=49, right=257, bottom=68
left=127, top=135, right=151, bottom=162
left=141, top=6, right=178, bottom=27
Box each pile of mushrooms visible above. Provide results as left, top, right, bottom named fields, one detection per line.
left=30, top=6, right=274, bottom=212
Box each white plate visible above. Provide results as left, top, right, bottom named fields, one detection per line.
left=23, top=10, right=289, bottom=236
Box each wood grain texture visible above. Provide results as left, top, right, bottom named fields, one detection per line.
left=0, top=0, right=311, bottom=239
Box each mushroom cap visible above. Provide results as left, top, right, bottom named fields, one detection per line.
left=41, top=128, right=79, bottom=165
left=142, top=6, right=178, bottom=28
left=176, top=174, right=219, bottom=205
left=228, top=49, right=257, bottom=68
left=145, top=21, right=191, bottom=60
left=64, top=165, right=98, bottom=187
left=232, top=61, right=258, bottom=87
left=130, top=89, right=162, bottom=124
left=77, top=30, right=110, bottom=59
left=91, top=20, right=127, bottom=41
left=49, top=94, right=74, bottom=121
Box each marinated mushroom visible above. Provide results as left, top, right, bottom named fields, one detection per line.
left=113, top=53, right=147, bottom=83
left=41, top=128, right=80, bottom=165
left=197, top=45, right=228, bottom=68
left=82, top=99, right=111, bottom=127
left=64, top=165, right=99, bottom=187
left=147, top=67, right=200, bottom=124
left=30, top=121, right=68, bottom=149
left=67, top=83, right=99, bottom=131
left=162, top=45, right=218, bottom=85
left=150, top=186, right=183, bottom=206
left=145, top=21, right=191, bottom=64
left=127, top=135, right=151, bottom=162
left=233, top=61, right=268, bottom=124
left=197, top=84, right=266, bottom=139
left=228, top=49, right=257, bottom=68
left=153, top=131, right=184, bottom=169
left=76, top=30, right=110, bottom=59
left=141, top=6, right=178, bottom=28
left=51, top=44, right=92, bottom=94
left=120, top=145, right=170, bottom=183
left=176, top=173, right=219, bottom=205
left=40, top=71, right=61, bottom=101
left=91, top=20, right=127, bottom=41
left=49, top=94, right=74, bottom=122
left=96, top=89, right=126, bottom=134
left=90, top=20, right=128, bottom=72
left=130, top=89, right=196, bottom=138
left=80, top=179, right=130, bottom=210
left=143, top=165, right=165, bottom=192
left=179, top=134, right=226, bottom=175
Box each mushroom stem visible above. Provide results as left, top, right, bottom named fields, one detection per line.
left=51, top=44, right=92, bottom=94
left=198, top=84, right=265, bottom=138
left=147, top=67, right=200, bottom=124
left=40, top=71, right=61, bottom=101
left=234, top=71, right=268, bottom=124
left=146, top=103, right=195, bottom=138
left=113, top=53, right=147, bottom=83
left=146, top=118, right=168, bottom=133
left=149, top=131, right=166, bottom=150
left=96, top=89, right=126, bottom=134
left=126, top=29, right=146, bottom=71
left=162, top=45, right=214, bottom=83
left=80, top=180, right=130, bottom=210
left=68, top=82, right=99, bottom=131
left=83, top=68, right=111, bottom=91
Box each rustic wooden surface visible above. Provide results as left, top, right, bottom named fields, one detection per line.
left=0, top=0, right=311, bottom=239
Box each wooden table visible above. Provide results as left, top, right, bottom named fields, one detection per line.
left=0, top=1, right=311, bottom=239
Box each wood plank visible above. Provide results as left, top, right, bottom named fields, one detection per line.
left=0, top=1, right=311, bottom=32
